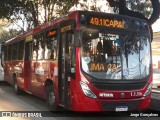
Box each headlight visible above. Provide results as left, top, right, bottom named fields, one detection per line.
left=143, top=83, right=152, bottom=97
left=80, top=81, right=97, bottom=99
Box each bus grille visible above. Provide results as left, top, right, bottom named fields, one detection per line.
left=101, top=100, right=140, bottom=111
left=93, top=83, right=146, bottom=91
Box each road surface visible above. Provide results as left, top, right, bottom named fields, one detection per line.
left=0, top=82, right=160, bottom=120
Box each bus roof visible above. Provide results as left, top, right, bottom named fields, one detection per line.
left=4, top=11, right=149, bottom=45
left=5, top=14, right=69, bottom=45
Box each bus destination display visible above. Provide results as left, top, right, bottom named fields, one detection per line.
left=89, top=17, right=124, bottom=29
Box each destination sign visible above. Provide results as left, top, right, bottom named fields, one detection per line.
left=47, top=30, right=57, bottom=37
left=89, top=63, right=117, bottom=72
left=26, top=35, right=33, bottom=42
left=61, top=25, right=71, bottom=32
left=89, top=17, right=124, bottom=29
left=47, top=29, right=57, bottom=37
left=79, top=12, right=149, bottom=32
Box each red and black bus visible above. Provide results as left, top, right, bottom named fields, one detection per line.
left=1, top=11, right=152, bottom=111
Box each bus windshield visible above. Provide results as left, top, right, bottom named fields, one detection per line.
left=80, top=27, right=151, bottom=80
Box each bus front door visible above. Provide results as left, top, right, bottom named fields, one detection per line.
left=59, top=25, right=76, bottom=109
left=59, top=32, right=70, bottom=108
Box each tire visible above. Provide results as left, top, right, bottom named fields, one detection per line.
left=13, top=77, right=21, bottom=95
left=46, top=85, right=59, bottom=112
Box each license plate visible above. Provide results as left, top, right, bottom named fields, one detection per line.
left=115, top=106, right=128, bottom=111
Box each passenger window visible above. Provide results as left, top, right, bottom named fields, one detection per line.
left=4, top=46, right=8, bottom=61
left=33, top=33, right=45, bottom=60
left=18, top=40, right=25, bottom=60
left=8, top=44, right=12, bottom=61
left=12, top=42, right=18, bottom=60
left=33, top=38, right=38, bottom=60
left=45, top=29, right=57, bottom=60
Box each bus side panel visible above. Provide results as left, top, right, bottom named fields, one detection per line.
left=31, top=61, right=57, bottom=99
left=4, top=60, right=25, bottom=91
left=31, top=61, right=45, bottom=98
left=12, top=61, right=24, bottom=90
left=4, top=61, right=13, bottom=85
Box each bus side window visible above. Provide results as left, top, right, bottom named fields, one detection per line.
left=45, top=28, right=57, bottom=60
left=44, top=44, right=51, bottom=60
left=51, top=39, right=57, bottom=60
left=4, top=46, right=8, bottom=61
left=33, top=38, right=38, bottom=60
left=8, top=44, right=12, bottom=61
left=37, top=41, right=44, bottom=60
left=12, top=42, right=18, bottom=60
left=39, top=34, right=45, bottom=60
left=67, top=31, right=75, bottom=74
left=18, top=40, right=25, bottom=60
left=33, top=34, right=45, bottom=60
left=45, top=38, right=57, bottom=60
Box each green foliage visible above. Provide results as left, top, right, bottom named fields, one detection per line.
left=0, top=0, right=78, bottom=31
left=127, top=0, right=152, bottom=18
left=0, top=0, right=80, bottom=42
left=0, top=29, right=23, bottom=43
left=0, top=19, right=10, bottom=28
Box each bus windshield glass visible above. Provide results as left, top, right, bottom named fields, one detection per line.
left=80, top=27, right=151, bottom=80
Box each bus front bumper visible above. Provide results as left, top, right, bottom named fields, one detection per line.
left=73, top=94, right=151, bottom=112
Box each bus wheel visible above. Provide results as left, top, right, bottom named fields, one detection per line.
left=13, top=77, right=21, bottom=95
left=46, top=85, right=59, bottom=112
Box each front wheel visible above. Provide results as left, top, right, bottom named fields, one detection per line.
left=46, top=85, right=59, bottom=112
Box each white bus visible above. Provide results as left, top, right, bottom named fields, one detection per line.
left=0, top=44, right=4, bottom=81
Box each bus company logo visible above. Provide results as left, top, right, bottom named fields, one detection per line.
left=120, top=93, right=125, bottom=98
left=99, top=93, right=113, bottom=98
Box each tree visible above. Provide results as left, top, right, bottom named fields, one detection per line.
left=0, top=19, right=10, bottom=28
left=56, top=0, right=79, bottom=16
left=107, top=0, right=160, bottom=40
left=0, top=29, right=23, bottom=43
left=0, top=0, right=21, bottom=19
left=107, top=0, right=160, bottom=25
left=0, top=0, right=32, bottom=31
left=0, top=0, right=79, bottom=31
left=126, top=0, right=152, bottom=18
